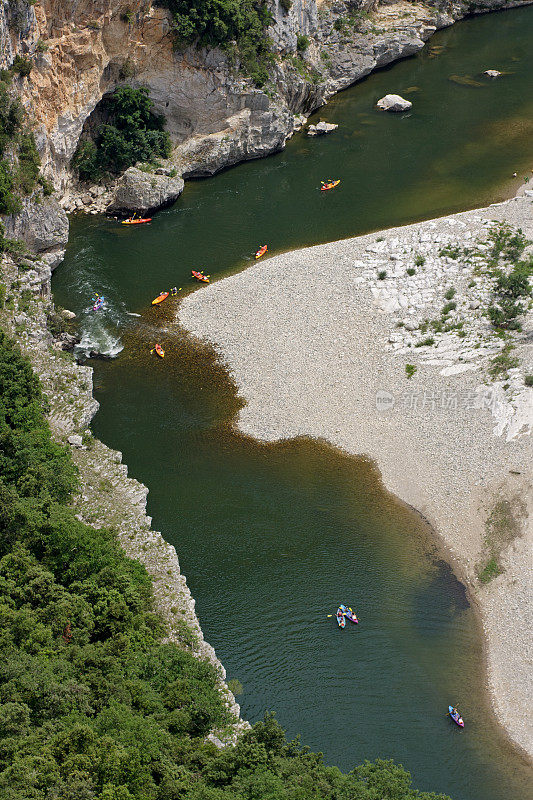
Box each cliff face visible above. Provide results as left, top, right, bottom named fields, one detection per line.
left=1, top=0, right=530, bottom=238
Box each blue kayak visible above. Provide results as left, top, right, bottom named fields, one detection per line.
left=336, top=608, right=346, bottom=628
left=448, top=706, right=464, bottom=727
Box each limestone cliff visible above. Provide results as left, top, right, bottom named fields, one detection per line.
left=1, top=0, right=531, bottom=234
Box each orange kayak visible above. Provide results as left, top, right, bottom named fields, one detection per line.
left=320, top=180, right=340, bottom=191
left=152, top=292, right=169, bottom=305
left=153, top=344, right=165, bottom=358
left=122, top=217, right=152, bottom=224
left=192, top=270, right=210, bottom=283
left=255, top=245, right=268, bottom=259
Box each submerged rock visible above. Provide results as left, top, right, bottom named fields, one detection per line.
left=376, top=94, right=412, bottom=112
left=484, top=69, right=502, bottom=78
left=108, top=167, right=185, bottom=214
left=307, top=121, right=339, bottom=136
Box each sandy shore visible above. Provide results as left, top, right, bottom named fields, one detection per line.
left=179, top=192, right=533, bottom=757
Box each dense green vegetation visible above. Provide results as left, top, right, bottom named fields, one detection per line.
left=484, top=223, right=532, bottom=331
left=0, top=72, right=50, bottom=217
left=0, top=330, right=454, bottom=799
left=156, top=0, right=274, bottom=87
left=72, top=86, right=171, bottom=183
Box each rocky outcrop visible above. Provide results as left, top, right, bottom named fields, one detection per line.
left=109, top=166, right=184, bottom=213
left=307, top=121, right=338, bottom=136
left=3, top=0, right=530, bottom=201
left=376, top=93, right=412, bottom=111
left=3, top=196, right=69, bottom=267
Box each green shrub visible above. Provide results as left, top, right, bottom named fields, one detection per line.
left=486, top=254, right=532, bottom=330
left=444, top=287, right=456, bottom=300
left=486, top=221, right=528, bottom=265
left=12, top=55, right=33, bottom=78
left=38, top=173, right=54, bottom=196
left=524, top=375, right=533, bottom=387
left=441, top=301, right=457, bottom=315
left=478, top=556, right=502, bottom=584
left=406, top=267, right=416, bottom=276
left=0, top=282, right=5, bottom=307
left=377, top=270, right=387, bottom=280
left=72, top=87, right=171, bottom=182
left=405, top=364, right=417, bottom=379
left=489, top=345, right=519, bottom=379
left=414, top=253, right=425, bottom=267
left=0, top=83, right=45, bottom=210
left=439, top=244, right=462, bottom=259
left=415, top=336, right=435, bottom=347
left=36, top=39, right=49, bottom=52
left=16, top=132, right=41, bottom=194
left=280, top=0, right=292, bottom=11
left=296, top=34, right=310, bottom=52
left=157, top=0, right=274, bottom=86
left=0, top=160, right=21, bottom=214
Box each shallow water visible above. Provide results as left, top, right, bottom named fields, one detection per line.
left=53, top=8, right=533, bottom=798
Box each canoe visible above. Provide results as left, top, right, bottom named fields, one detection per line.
left=448, top=706, right=464, bottom=728
left=121, top=218, right=152, bottom=224
left=154, top=344, right=165, bottom=358
left=255, top=245, right=268, bottom=259
left=336, top=608, right=346, bottom=628
left=192, top=270, right=210, bottom=283
left=152, top=292, right=169, bottom=305
left=345, top=607, right=359, bottom=624
left=321, top=180, right=340, bottom=191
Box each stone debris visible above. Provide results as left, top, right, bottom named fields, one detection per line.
left=307, top=121, right=339, bottom=136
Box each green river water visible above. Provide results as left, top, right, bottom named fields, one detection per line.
left=52, top=8, right=533, bottom=799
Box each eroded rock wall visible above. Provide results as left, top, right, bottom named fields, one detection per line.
left=1, top=1, right=531, bottom=235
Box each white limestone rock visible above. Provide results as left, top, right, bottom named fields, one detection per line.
left=307, top=121, right=339, bottom=136
left=376, top=94, right=412, bottom=112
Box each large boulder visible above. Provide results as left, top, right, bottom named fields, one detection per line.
left=483, top=69, right=502, bottom=78
left=108, top=167, right=185, bottom=214
left=307, top=121, right=339, bottom=136
left=3, top=197, right=69, bottom=266
left=376, top=94, right=412, bottom=112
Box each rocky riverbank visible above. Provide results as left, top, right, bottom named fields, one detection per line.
left=3, top=0, right=533, bottom=227
left=179, top=188, right=533, bottom=757
left=0, top=253, right=247, bottom=745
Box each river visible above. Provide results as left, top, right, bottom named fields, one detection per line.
left=52, top=8, right=533, bottom=799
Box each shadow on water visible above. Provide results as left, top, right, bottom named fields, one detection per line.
left=53, top=8, right=533, bottom=800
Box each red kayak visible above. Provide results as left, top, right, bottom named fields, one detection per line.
left=192, top=270, right=210, bottom=283
left=152, top=292, right=169, bottom=305
left=255, top=245, right=268, bottom=259
left=122, top=217, right=152, bottom=225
